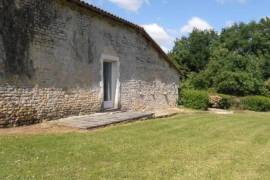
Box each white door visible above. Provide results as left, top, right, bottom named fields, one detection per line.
left=103, top=62, right=114, bottom=109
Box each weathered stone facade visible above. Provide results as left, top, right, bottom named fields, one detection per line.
left=0, top=0, right=180, bottom=127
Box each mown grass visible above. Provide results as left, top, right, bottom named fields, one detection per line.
left=1, top=112, right=270, bottom=179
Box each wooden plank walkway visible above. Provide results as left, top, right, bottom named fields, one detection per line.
left=53, top=111, right=154, bottom=129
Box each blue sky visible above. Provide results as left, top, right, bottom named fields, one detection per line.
left=84, top=0, right=270, bottom=51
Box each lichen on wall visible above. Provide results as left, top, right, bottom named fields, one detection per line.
left=0, top=0, right=57, bottom=79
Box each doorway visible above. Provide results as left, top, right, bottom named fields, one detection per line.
left=101, top=54, right=120, bottom=110
left=103, top=62, right=113, bottom=109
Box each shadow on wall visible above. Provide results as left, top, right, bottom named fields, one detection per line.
left=0, top=0, right=57, bottom=81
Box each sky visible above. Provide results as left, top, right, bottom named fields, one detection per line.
left=84, top=0, right=270, bottom=52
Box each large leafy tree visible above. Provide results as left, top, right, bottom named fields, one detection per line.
left=169, top=29, right=218, bottom=76
left=209, top=50, right=263, bottom=95
left=171, top=17, right=270, bottom=96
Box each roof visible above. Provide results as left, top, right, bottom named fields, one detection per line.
left=66, top=0, right=180, bottom=73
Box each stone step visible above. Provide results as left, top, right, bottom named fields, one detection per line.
left=54, top=111, right=154, bottom=130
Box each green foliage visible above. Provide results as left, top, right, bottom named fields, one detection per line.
left=260, top=54, right=270, bottom=79
left=264, top=79, right=270, bottom=91
left=180, top=73, right=210, bottom=90
left=218, top=94, right=234, bottom=109
left=241, top=96, right=270, bottom=112
left=214, top=71, right=263, bottom=96
left=172, top=18, right=270, bottom=96
left=180, top=89, right=209, bottom=110
left=169, top=29, right=218, bottom=76
left=189, top=72, right=211, bottom=90
left=209, top=51, right=263, bottom=96
left=260, top=81, right=270, bottom=97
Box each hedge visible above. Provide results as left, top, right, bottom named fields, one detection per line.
left=240, top=96, right=270, bottom=112
left=180, top=89, right=270, bottom=112
left=180, top=89, right=209, bottom=110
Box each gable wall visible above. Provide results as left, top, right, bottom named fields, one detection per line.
left=0, top=0, right=179, bottom=127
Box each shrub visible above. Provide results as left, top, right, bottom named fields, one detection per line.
left=241, top=96, right=270, bottom=112
left=209, top=94, right=233, bottom=109
left=264, top=79, right=270, bottom=91
left=214, top=71, right=263, bottom=96
left=260, top=87, right=270, bottom=98
left=190, top=72, right=211, bottom=90
left=262, top=80, right=270, bottom=97
left=180, top=89, right=209, bottom=110
left=219, top=94, right=235, bottom=109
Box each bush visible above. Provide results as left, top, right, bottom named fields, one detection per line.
left=219, top=94, right=234, bottom=109
left=241, top=96, right=270, bottom=112
left=264, top=79, right=270, bottom=91
left=190, top=72, right=211, bottom=90
left=262, top=80, right=270, bottom=97
left=209, top=94, right=233, bottom=109
left=214, top=71, right=263, bottom=96
left=180, top=89, right=209, bottom=110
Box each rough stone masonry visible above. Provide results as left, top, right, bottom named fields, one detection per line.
left=0, top=0, right=180, bottom=128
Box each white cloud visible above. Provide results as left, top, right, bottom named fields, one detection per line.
left=216, top=0, right=249, bottom=4
left=225, top=20, right=235, bottom=27
left=180, top=17, right=213, bottom=34
left=107, top=0, right=149, bottom=11
left=141, top=23, right=174, bottom=52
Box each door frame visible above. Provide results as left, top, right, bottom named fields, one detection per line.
left=100, top=54, right=120, bottom=110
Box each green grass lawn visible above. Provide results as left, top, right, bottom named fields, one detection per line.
left=1, top=112, right=270, bottom=179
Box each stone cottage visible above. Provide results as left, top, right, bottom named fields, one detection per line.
left=0, top=0, right=180, bottom=127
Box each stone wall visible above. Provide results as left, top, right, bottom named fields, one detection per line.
left=0, top=87, right=100, bottom=128
left=0, top=0, right=179, bottom=127
left=121, top=80, right=178, bottom=111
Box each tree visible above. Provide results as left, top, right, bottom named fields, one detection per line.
left=172, top=17, right=270, bottom=96
left=192, top=50, right=264, bottom=96
left=169, top=29, right=217, bottom=76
